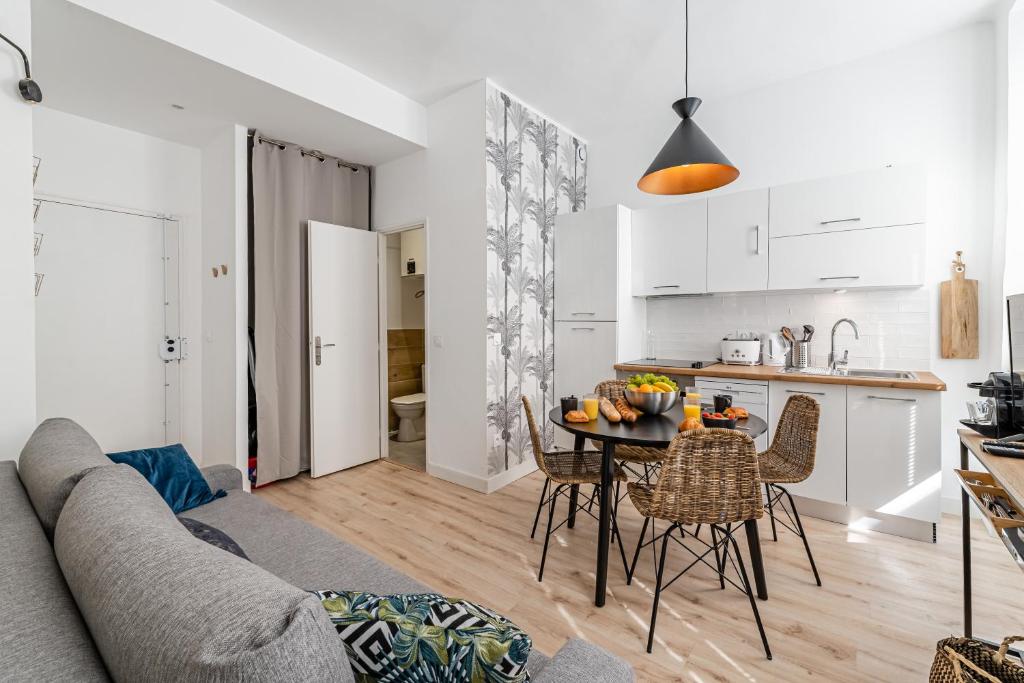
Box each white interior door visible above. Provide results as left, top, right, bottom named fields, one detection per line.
left=308, top=220, right=381, bottom=477
left=34, top=201, right=180, bottom=451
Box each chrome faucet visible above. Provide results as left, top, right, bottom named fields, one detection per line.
left=829, top=318, right=860, bottom=371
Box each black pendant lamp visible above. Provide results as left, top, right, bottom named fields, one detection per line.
left=638, top=0, right=738, bottom=195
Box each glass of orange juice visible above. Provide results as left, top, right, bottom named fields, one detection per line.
left=683, top=393, right=702, bottom=422
left=582, top=394, right=599, bottom=421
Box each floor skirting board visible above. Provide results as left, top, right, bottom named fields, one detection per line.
left=426, top=459, right=538, bottom=494
left=793, top=495, right=937, bottom=543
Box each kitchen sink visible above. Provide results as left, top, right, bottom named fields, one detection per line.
left=777, top=367, right=917, bottom=380
left=844, top=369, right=918, bottom=380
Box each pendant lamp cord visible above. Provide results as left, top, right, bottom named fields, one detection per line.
left=684, top=0, right=688, bottom=97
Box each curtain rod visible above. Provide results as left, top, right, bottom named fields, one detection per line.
left=248, top=131, right=364, bottom=173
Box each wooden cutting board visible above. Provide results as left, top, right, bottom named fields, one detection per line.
left=940, top=251, right=979, bottom=359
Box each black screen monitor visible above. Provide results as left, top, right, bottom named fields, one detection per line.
left=1008, top=294, right=1024, bottom=432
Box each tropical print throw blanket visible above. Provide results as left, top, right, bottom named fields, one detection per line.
left=311, top=590, right=532, bottom=682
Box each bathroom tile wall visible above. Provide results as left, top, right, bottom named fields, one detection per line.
left=387, top=329, right=425, bottom=431
left=646, top=288, right=932, bottom=370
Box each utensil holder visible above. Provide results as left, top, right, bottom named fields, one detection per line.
left=790, top=340, right=810, bottom=368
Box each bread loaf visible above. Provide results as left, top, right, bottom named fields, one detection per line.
left=614, top=398, right=638, bottom=423
left=599, top=397, right=621, bottom=423
left=565, top=410, right=591, bottom=423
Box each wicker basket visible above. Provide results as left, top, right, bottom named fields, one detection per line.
left=930, top=636, right=1024, bottom=682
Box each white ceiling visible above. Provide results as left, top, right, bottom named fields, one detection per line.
left=32, top=0, right=999, bottom=193
left=31, top=0, right=422, bottom=165
left=212, top=0, right=998, bottom=117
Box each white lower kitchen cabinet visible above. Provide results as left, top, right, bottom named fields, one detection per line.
left=768, top=382, right=847, bottom=506
left=695, top=377, right=768, bottom=452
left=846, top=386, right=941, bottom=524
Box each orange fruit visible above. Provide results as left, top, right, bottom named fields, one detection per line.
left=638, top=384, right=654, bottom=393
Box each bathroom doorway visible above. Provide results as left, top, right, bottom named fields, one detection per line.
left=379, top=224, right=427, bottom=471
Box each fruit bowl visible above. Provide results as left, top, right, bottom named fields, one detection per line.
left=624, top=386, right=679, bottom=415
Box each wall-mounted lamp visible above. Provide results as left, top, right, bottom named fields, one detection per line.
left=0, top=30, right=42, bottom=103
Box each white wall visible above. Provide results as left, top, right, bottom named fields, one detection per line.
left=0, top=0, right=37, bottom=460
left=200, top=125, right=248, bottom=479
left=620, top=24, right=999, bottom=507
left=374, top=80, right=488, bottom=489
left=385, top=234, right=425, bottom=330
left=32, top=107, right=204, bottom=459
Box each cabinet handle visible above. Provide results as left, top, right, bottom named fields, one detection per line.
left=786, top=389, right=825, bottom=396
left=753, top=225, right=760, bottom=256
left=571, top=327, right=595, bottom=331
left=652, top=285, right=680, bottom=289
left=820, top=217, right=861, bottom=225
left=819, top=275, right=861, bottom=281
left=571, top=312, right=596, bottom=316
left=867, top=395, right=917, bottom=403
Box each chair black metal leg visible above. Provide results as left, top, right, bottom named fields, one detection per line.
left=538, top=484, right=562, bottom=582
left=530, top=478, right=550, bottom=539
left=627, top=516, right=650, bottom=584
left=647, top=524, right=674, bottom=654
left=710, top=525, right=725, bottom=590
left=765, top=483, right=778, bottom=542
left=612, top=508, right=630, bottom=577
left=781, top=486, right=821, bottom=586
left=611, top=480, right=621, bottom=545
left=587, top=484, right=598, bottom=512
left=728, top=532, right=772, bottom=660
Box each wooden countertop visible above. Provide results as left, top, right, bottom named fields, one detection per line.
left=612, top=362, right=947, bottom=391
left=960, top=429, right=1024, bottom=510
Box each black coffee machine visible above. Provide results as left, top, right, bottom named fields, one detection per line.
left=963, top=372, right=1024, bottom=438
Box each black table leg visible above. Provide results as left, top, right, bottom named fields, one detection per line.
left=595, top=440, right=615, bottom=607
left=568, top=435, right=584, bottom=529
left=744, top=519, right=768, bottom=600
left=961, top=439, right=972, bottom=637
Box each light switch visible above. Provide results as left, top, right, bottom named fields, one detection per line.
left=432, top=335, right=443, bottom=348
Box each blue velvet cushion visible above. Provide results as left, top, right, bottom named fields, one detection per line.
left=107, top=444, right=225, bottom=513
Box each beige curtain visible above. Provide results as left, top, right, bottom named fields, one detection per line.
left=251, top=133, right=370, bottom=485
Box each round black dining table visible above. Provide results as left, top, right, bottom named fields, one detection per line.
left=549, top=403, right=769, bottom=607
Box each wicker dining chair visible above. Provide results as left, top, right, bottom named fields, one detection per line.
left=625, top=428, right=771, bottom=659
left=758, top=393, right=822, bottom=586
left=593, top=380, right=667, bottom=483
left=521, top=396, right=629, bottom=582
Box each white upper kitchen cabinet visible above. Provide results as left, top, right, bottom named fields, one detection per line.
left=846, top=386, right=941, bottom=524
left=768, top=382, right=847, bottom=506
left=768, top=223, right=925, bottom=291
left=631, top=200, right=707, bottom=296
left=554, top=205, right=623, bottom=322
left=769, top=165, right=925, bottom=238
left=707, top=189, right=769, bottom=293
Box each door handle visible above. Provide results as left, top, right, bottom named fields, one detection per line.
left=314, top=336, right=337, bottom=366
left=753, top=224, right=760, bottom=255
left=819, top=217, right=861, bottom=225
left=652, top=285, right=680, bottom=289
left=571, top=312, right=596, bottom=316
left=819, top=275, right=861, bottom=281
left=570, top=327, right=595, bottom=331
left=786, top=389, right=825, bottom=396
left=867, top=395, right=916, bottom=403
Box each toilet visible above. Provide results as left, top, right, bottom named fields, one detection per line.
left=390, top=365, right=426, bottom=442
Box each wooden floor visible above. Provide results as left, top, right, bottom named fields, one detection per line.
left=256, top=461, right=1024, bottom=682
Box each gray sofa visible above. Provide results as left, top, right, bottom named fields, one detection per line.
left=1, top=418, right=633, bottom=681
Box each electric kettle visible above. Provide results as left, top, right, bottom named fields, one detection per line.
left=762, top=332, right=789, bottom=366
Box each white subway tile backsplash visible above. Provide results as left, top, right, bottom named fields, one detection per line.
left=647, top=288, right=932, bottom=369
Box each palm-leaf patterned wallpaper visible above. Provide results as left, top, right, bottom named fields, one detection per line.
left=486, top=84, right=587, bottom=476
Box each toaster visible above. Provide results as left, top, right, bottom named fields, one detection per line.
left=721, top=339, right=761, bottom=365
